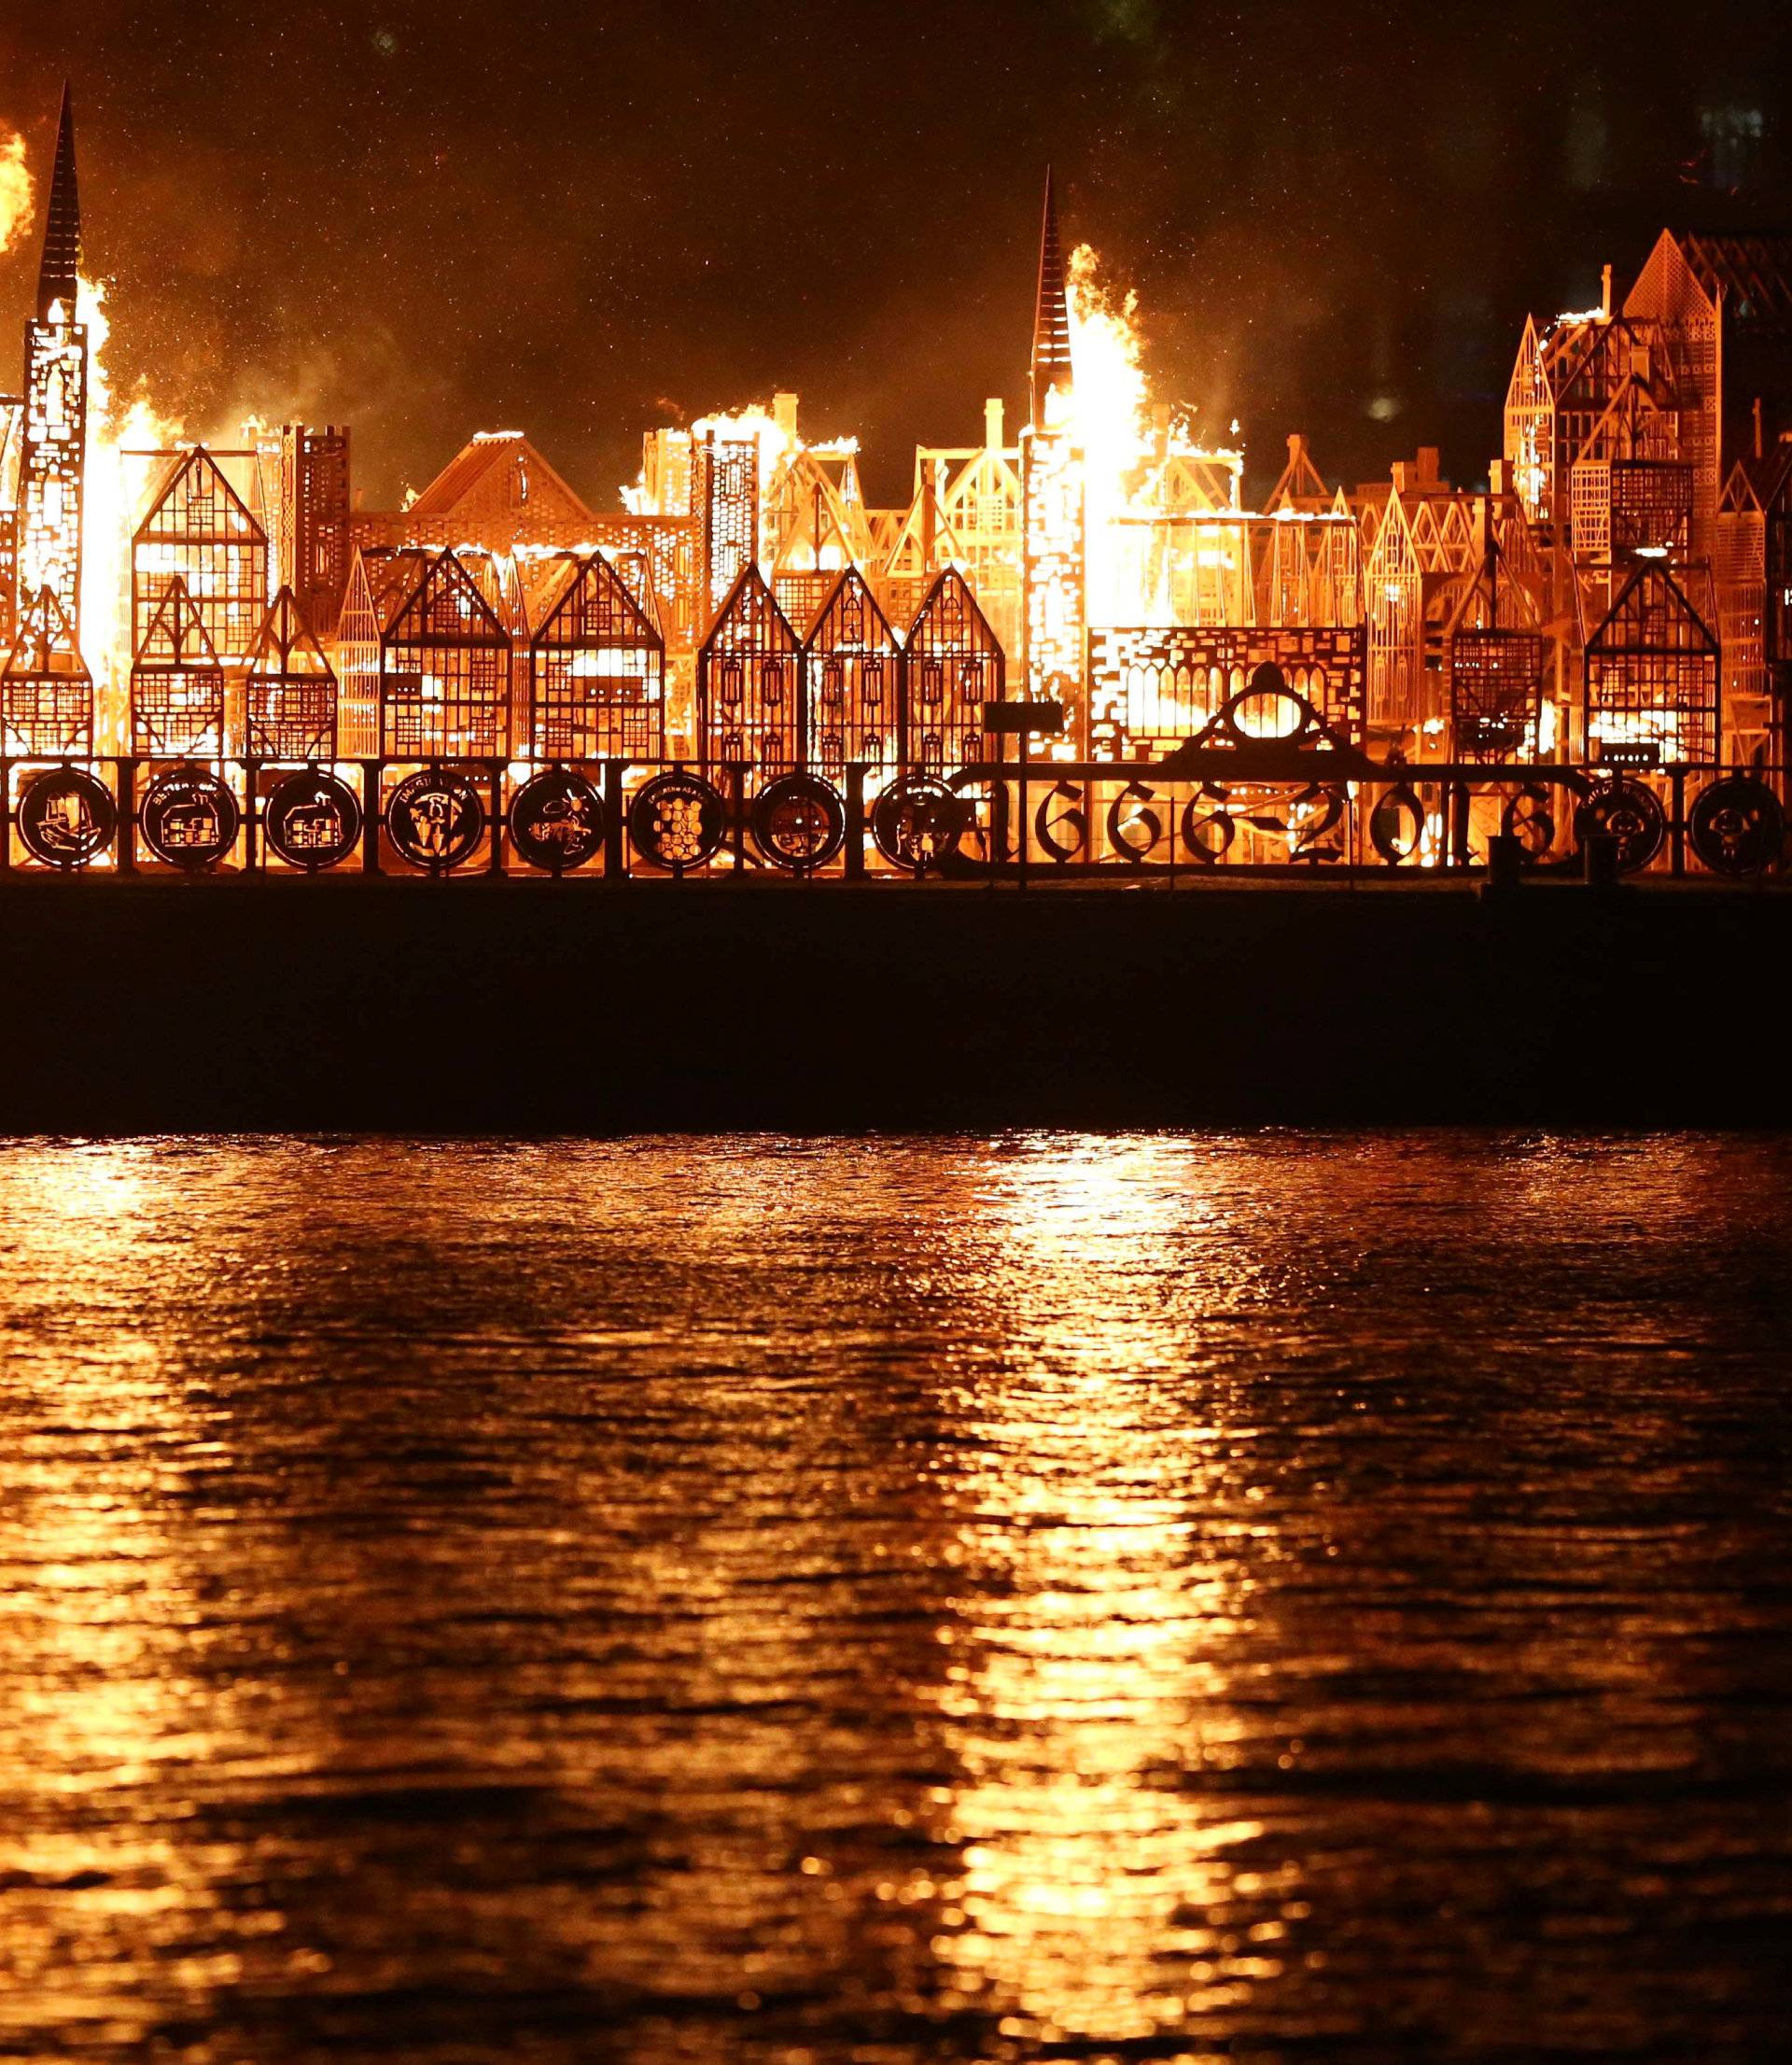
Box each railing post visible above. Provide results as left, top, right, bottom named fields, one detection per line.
left=242, top=760, right=259, bottom=875
left=1670, top=766, right=1687, bottom=878
left=117, top=759, right=136, bottom=876
left=1016, top=733, right=1029, bottom=892
left=845, top=763, right=866, bottom=880
left=360, top=760, right=382, bottom=875
left=488, top=761, right=505, bottom=876
left=728, top=762, right=748, bottom=877
left=603, top=760, right=626, bottom=881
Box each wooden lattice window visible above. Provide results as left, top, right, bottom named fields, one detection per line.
left=133, top=447, right=269, bottom=667
left=1448, top=630, right=1544, bottom=762
left=130, top=578, right=226, bottom=757
left=1585, top=562, right=1719, bottom=765
left=1, top=583, right=92, bottom=756
left=800, top=569, right=901, bottom=780
left=696, top=565, right=799, bottom=780
left=529, top=550, right=665, bottom=762
left=245, top=586, right=338, bottom=760
left=903, top=568, right=1003, bottom=773
left=1610, top=462, right=1693, bottom=556
left=380, top=549, right=512, bottom=762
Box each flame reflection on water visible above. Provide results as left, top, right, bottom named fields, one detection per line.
left=1, top=1132, right=1788, bottom=2062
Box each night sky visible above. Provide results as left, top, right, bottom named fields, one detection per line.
left=3, top=1, right=1789, bottom=510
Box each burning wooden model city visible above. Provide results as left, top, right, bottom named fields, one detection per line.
left=3, top=86, right=1791, bottom=878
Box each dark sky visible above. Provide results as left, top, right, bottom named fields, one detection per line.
left=2, top=0, right=1789, bottom=510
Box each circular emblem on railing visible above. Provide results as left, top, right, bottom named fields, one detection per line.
left=263, top=768, right=362, bottom=871
left=140, top=765, right=241, bottom=871
left=870, top=774, right=966, bottom=872
left=750, top=772, right=846, bottom=871
left=627, top=769, right=726, bottom=873
left=510, top=766, right=605, bottom=873
left=385, top=766, right=486, bottom=873
left=16, top=766, right=117, bottom=869
left=1574, top=779, right=1664, bottom=874
left=1687, top=775, right=1784, bottom=877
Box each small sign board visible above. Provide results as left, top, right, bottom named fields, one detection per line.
left=983, top=698, right=1066, bottom=737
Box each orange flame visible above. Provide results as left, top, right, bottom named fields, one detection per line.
left=76, top=274, right=185, bottom=731
left=0, top=130, right=32, bottom=256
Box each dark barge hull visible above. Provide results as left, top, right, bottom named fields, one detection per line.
left=0, top=875, right=1783, bottom=1132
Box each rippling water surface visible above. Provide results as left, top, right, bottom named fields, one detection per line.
left=2, top=1133, right=1789, bottom=2062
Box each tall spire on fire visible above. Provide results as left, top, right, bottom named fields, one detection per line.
left=1030, top=167, right=1075, bottom=427
left=16, top=81, right=90, bottom=641
left=36, top=82, right=81, bottom=321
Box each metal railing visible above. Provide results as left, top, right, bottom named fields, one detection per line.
left=0, top=750, right=1785, bottom=883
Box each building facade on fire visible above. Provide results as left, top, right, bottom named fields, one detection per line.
left=5, top=87, right=1792, bottom=862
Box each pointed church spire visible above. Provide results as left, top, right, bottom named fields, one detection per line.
left=37, top=83, right=82, bottom=322
left=1030, top=167, right=1074, bottom=427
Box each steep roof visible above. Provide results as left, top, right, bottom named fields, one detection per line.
left=1680, top=234, right=1792, bottom=336
left=407, top=432, right=595, bottom=524
left=1030, top=168, right=1075, bottom=426
left=2, top=583, right=89, bottom=681
left=37, top=83, right=81, bottom=321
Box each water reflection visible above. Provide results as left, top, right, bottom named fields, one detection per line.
left=924, top=1140, right=1286, bottom=2043
left=1, top=1133, right=1788, bottom=2062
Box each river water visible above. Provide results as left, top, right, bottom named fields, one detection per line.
left=1, top=1134, right=1787, bottom=2062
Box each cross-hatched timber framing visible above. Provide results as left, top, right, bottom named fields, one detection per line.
left=132, top=446, right=269, bottom=667
left=529, top=550, right=666, bottom=762
left=696, top=565, right=798, bottom=779
left=379, top=548, right=513, bottom=762
left=245, top=586, right=338, bottom=760
left=903, top=567, right=1001, bottom=774
left=800, top=569, right=900, bottom=782
left=1, top=583, right=92, bottom=756
left=1585, top=559, right=1719, bottom=765
left=1717, top=463, right=1771, bottom=765
left=1447, top=632, right=1546, bottom=762
left=1625, top=233, right=1722, bottom=564
left=131, top=578, right=226, bottom=757
left=886, top=401, right=1022, bottom=655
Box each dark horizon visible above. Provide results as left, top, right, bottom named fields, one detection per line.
left=3, top=0, right=1790, bottom=509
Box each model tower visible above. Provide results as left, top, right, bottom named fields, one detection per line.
left=1020, top=169, right=1086, bottom=736
left=17, top=85, right=88, bottom=639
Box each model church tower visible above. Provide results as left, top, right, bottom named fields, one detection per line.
left=17, top=86, right=88, bottom=639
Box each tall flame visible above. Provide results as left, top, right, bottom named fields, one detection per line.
left=76, top=274, right=184, bottom=726
left=1065, top=244, right=1244, bottom=625
left=1066, top=245, right=1150, bottom=624
left=0, top=131, right=32, bottom=255
left=1066, top=244, right=1150, bottom=502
